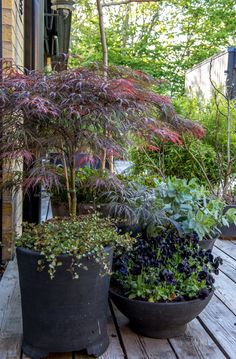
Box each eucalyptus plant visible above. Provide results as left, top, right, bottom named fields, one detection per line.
left=104, top=176, right=236, bottom=240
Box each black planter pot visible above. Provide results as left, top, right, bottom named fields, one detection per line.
left=199, top=236, right=217, bottom=251
left=220, top=205, right=236, bottom=239
left=109, top=288, right=213, bottom=339
left=17, top=247, right=113, bottom=359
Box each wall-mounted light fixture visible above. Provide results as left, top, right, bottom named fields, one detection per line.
left=51, top=0, right=75, bottom=13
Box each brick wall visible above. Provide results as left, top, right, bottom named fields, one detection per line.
left=1, top=0, right=24, bottom=261
left=2, top=0, right=24, bottom=66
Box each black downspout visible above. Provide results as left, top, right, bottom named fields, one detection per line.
left=0, top=0, right=3, bottom=264
left=23, top=0, right=44, bottom=224
left=226, top=47, right=236, bottom=100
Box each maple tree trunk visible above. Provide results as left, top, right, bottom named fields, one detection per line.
left=108, top=130, right=114, bottom=174
left=62, top=148, right=72, bottom=215
left=70, top=157, right=77, bottom=217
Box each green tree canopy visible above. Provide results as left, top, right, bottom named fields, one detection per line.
left=71, top=0, right=236, bottom=95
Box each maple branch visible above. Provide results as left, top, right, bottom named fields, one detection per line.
left=103, top=0, right=159, bottom=7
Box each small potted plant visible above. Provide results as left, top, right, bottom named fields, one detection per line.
left=110, top=228, right=222, bottom=338
left=16, top=213, right=133, bottom=357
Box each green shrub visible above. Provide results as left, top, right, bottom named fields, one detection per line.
left=129, top=138, right=219, bottom=186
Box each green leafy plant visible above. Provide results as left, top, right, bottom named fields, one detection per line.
left=71, top=0, right=236, bottom=95
left=105, top=177, right=236, bottom=240
left=129, top=137, right=219, bottom=186
left=173, top=96, right=236, bottom=200
left=151, top=177, right=236, bottom=240
left=76, top=167, right=123, bottom=204
left=16, top=213, right=134, bottom=279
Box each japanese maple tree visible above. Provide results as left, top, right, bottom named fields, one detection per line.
left=0, top=65, right=204, bottom=216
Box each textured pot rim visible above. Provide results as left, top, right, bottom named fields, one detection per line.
left=16, top=245, right=112, bottom=259
left=109, top=286, right=214, bottom=306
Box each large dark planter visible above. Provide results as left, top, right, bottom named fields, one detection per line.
left=109, top=288, right=213, bottom=338
left=17, top=246, right=113, bottom=359
left=220, top=205, right=236, bottom=239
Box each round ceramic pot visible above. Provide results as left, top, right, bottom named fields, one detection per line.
left=17, top=246, right=113, bottom=359
left=109, top=288, right=213, bottom=339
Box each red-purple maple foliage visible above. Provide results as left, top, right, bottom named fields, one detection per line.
left=0, top=65, right=204, bottom=215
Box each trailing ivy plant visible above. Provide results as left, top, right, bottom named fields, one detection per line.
left=16, top=213, right=134, bottom=279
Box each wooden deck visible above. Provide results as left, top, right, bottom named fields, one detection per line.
left=0, top=239, right=236, bottom=359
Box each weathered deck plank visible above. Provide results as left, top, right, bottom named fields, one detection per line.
left=214, top=271, right=236, bottom=315
left=113, top=304, right=177, bottom=359
left=0, top=260, right=22, bottom=359
left=169, top=318, right=227, bottom=359
left=198, top=295, right=236, bottom=359
left=213, top=247, right=236, bottom=283
left=215, top=240, right=236, bottom=260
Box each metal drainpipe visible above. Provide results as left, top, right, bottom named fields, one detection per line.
left=0, top=0, right=3, bottom=264
left=226, top=47, right=236, bottom=100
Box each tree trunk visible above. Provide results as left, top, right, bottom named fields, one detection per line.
left=62, top=148, right=72, bottom=215
left=97, top=0, right=108, bottom=75
left=70, top=155, right=77, bottom=217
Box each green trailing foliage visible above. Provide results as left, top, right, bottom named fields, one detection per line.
left=16, top=213, right=134, bottom=279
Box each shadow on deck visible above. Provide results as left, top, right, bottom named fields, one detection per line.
left=0, top=239, right=236, bottom=359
